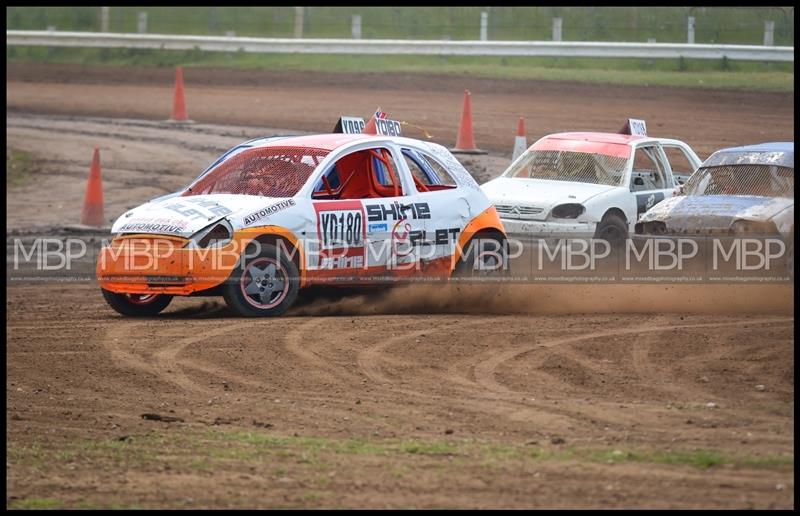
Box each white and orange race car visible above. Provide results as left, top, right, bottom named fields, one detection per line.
left=97, top=132, right=507, bottom=317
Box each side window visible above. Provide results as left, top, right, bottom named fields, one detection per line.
left=312, top=147, right=405, bottom=200
left=631, top=145, right=667, bottom=191
left=662, top=146, right=697, bottom=184
left=423, top=154, right=458, bottom=187
left=400, top=148, right=457, bottom=193
left=372, top=149, right=399, bottom=188
left=313, top=164, right=341, bottom=194
left=401, top=149, right=437, bottom=186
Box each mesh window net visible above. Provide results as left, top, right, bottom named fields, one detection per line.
left=509, top=150, right=627, bottom=187
left=184, top=146, right=330, bottom=198
left=684, top=165, right=794, bottom=198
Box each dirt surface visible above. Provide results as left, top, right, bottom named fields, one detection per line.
left=7, top=63, right=795, bottom=157
left=5, top=64, right=795, bottom=509
left=5, top=282, right=795, bottom=509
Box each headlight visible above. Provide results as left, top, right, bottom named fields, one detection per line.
left=186, top=220, right=233, bottom=248
left=730, top=220, right=773, bottom=235
left=550, top=203, right=585, bottom=219
left=639, top=221, right=667, bottom=235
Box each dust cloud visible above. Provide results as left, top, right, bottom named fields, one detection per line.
left=291, top=282, right=794, bottom=317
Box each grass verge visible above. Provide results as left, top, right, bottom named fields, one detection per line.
left=6, top=427, right=794, bottom=509
left=7, top=46, right=794, bottom=93
left=6, top=428, right=793, bottom=508
left=6, top=7, right=795, bottom=46
left=6, top=148, right=39, bottom=187
left=8, top=428, right=794, bottom=470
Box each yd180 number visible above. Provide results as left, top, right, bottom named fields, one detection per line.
left=320, top=210, right=363, bottom=248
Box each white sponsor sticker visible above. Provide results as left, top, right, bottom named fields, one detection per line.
left=242, top=199, right=296, bottom=226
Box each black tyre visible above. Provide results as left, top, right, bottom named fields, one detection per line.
left=453, top=234, right=508, bottom=279
left=594, top=213, right=628, bottom=253
left=222, top=243, right=300, bottom=317
left=101, top=289, right=173, bottom=316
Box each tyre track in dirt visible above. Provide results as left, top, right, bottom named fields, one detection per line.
left=11, top=157, right=183, bottom=192
left=96, top=312, right=382, bottom=432
left=626, top=315, right=734, bottom=402
left=21, top=293, right=788, bottom=444
left=257, top=313, right=794, bottom=437
left=8, top=112, right=296, bottom=139
left=355, top=319, right=496, bottom=386
left=356, top=328, right=432, bottom=385
left=8, top=120, right=233, bottom=156
left=103, top=320, right=247, bottom=396
left=234, top=314, right=576, bottom=434
left=347, top=318, right=583, bottom=433
left=282, top=318, right=353, bottom=387
left=472, top=316, right=792, bottom=396
left=461, top=316, right=794, bottom=436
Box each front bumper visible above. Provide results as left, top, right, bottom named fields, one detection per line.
left=500, top=218, right=597, bottom=238
left=96, top=234, right=242, bottom=295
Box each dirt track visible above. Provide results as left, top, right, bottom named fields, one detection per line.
left=7, top=62, right=795, bottom=156
left=6, top=282, right=795, bottom=508
left=5, top=65, right=795, bottom=509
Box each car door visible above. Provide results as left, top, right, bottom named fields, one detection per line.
left=309, top=144, right=424, bottom=280
left=629, top=142, right=675, bottom=218
left=661, top=142, right=702, bottom=188
left=396, top=146, right=469, bottom=273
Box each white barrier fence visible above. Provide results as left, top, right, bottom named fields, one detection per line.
left=6, top=30, right=794, bottom=62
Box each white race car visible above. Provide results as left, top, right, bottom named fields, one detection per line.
left=481, top=128, right=702, bottom=243
left=97, top=133, right=507, bottom=317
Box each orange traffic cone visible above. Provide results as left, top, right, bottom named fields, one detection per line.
left=80, top=148, right=104, bottom=227
left=170, top=66, right=189, bottom=122
left=450, top=90, right=487, bottom=155
left=512, top=116, right=528, bottom=161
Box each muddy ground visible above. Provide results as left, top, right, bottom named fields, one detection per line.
left=5, top=65, right=795, bottom=509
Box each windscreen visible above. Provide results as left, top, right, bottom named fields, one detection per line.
left=683, top=164, right=794, bottom=199
left=504, top=150, right=627, bottom=187
left=183, top=146, right=330, bottom=197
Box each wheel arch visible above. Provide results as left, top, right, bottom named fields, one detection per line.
left=454, top=207, right=507, bottom=267
left=602, top=207, right=627, bottom=223
left=601, top=207, right=630, bottom=231
left=237, top=227, right=307, bottom=287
